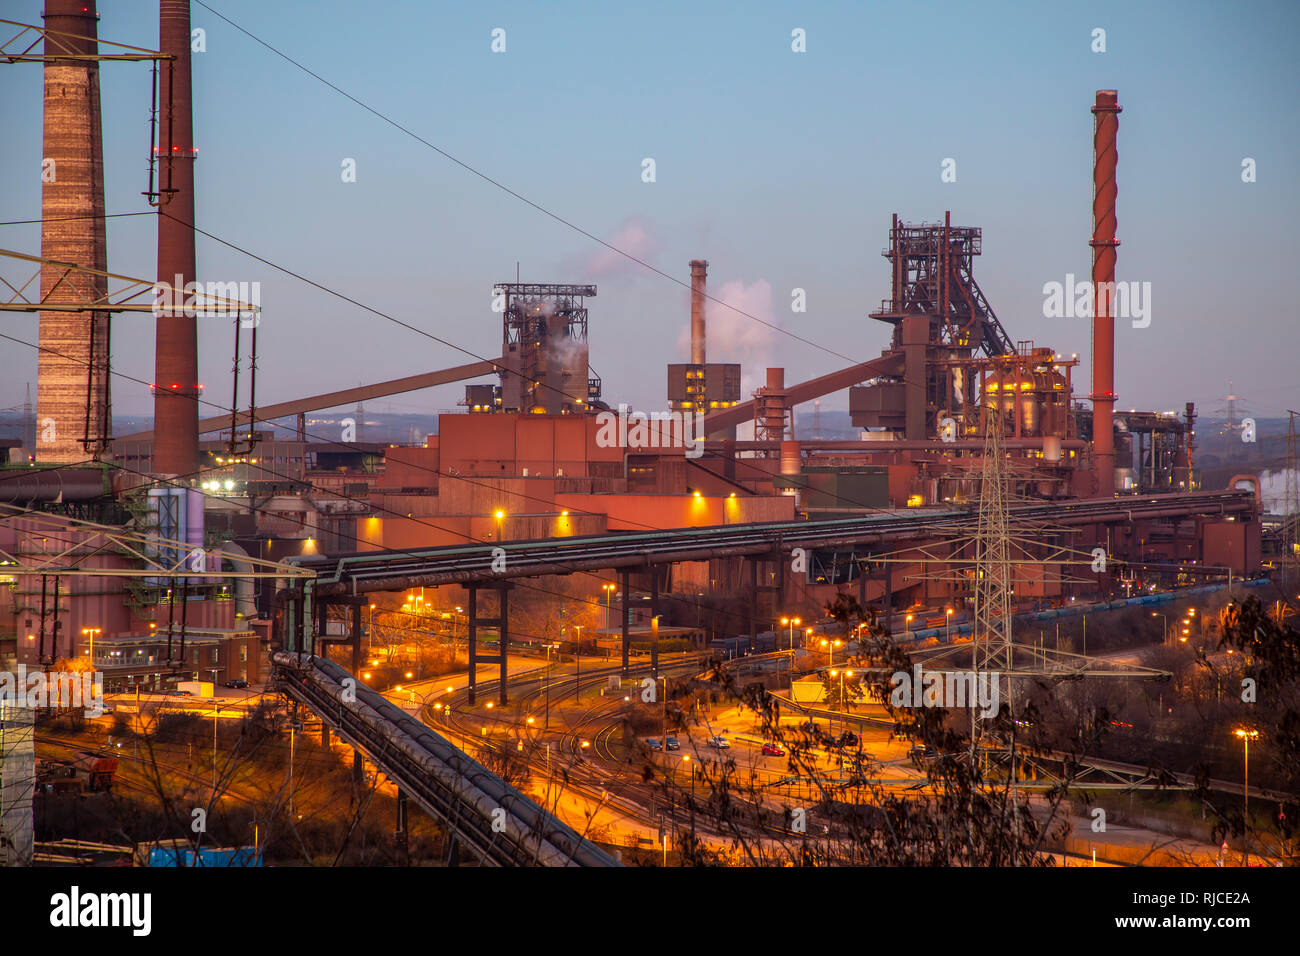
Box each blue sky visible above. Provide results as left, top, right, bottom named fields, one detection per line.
left=1, top=0, right=1297, bottom=422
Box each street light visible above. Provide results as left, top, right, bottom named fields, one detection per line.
left=1235, top=728, right=1259, bottom=866
left=780, top=616, right=801, bottom=650
left=602, top=583, right=616, bottom=631
left=81, top=627, right=101, bottom=666
left=574, top=625, right=583, bottom=702
left=683, top=753, right=697, bottom=848
left=1152, top=611, right=1168, bottom=646
left=211, top=701, right=222, bottom=797
left=945, top=608, right=953, bottom=642
left=829, top=668, right=854, bottom=736
left=820, top=637, right=842, bottom=667
left=905, top=613, right=914, bottom=639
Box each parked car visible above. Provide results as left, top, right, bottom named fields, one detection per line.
left=837, top=731, right=859, bottom=748
left=168, top=689, right=193, bottom=697
left=908, top=744, right=938, bottom=764
left=646, top=738, right=663, bottom=751
left=664, top=735, right=680, bottom=751
left=707, top=735, right=731, bottom=749
left=761, top=742, right=785, bottom=757
left=224, top=678, right=249, bottom=689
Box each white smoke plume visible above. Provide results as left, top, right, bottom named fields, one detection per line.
left=675, top=277, right=779, bottom=397
left=575, top=216, right=661, bottom=280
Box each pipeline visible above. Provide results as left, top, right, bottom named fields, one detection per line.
left=0, top=467, right=109, bottom=502
left=272, top=652, right=621, bottom=867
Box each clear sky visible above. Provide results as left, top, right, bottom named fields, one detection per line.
left=1, top=0, right=1297, bottom=423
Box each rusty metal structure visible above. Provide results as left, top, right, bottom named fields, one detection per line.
left=5, top=55, right=1265, bottom=700
left=838, top=210, right=1080, bottom=502
left=1090, top=90, right=1122, bottom=497
left=152, top=0, right=200, bottom=478
left=870, top=211, right=1015, bottom=357
left=494, top=283, right=599, bottom=415
left=3, top=3, right=1277, bottom=870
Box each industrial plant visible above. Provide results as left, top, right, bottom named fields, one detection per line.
left=0, top=0, right=1296, bottom=891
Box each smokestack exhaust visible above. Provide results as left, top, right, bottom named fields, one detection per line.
left=689, top=259, right=708, bottom=365
left=1090, top=90, right=1121, bottom=497
left=153, top=0, right=200, bottom=477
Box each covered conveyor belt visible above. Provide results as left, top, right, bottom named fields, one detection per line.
left=273, top=651, right=622, bottom=868
left=298, top=490, right=1257, bottom=595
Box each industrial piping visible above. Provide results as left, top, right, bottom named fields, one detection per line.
left=153, top=0, right=200, bottom=477
left=1090, top=90, right=1122, bottom=496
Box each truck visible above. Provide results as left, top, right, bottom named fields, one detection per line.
left=176, top=680, right=214, bottom=698
left=72, top=751, right=118, bottom=791
left=36, top=752, right=118, bottom=793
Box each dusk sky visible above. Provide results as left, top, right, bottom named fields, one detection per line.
left=2, top=0, right=1297, bottom=424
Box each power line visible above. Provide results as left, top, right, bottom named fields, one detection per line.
left=191, top=0, right=861, bottom=366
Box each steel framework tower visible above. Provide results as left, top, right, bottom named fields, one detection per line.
left=971, top=409, right=1014, bottom=686
left=1285, top=410, right=1299, bottom=581
left=869, top=212, right=1015, bottom=357
left=494, top=283, right=599, bottom=415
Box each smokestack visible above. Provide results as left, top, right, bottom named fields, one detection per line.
left=153, top=0, right=200, bottom=477
left=689, top=259, right=708, bottom=365
left=1090, top=90, right=1121, bottom=497
left=37, top=0, right=110, bottom=463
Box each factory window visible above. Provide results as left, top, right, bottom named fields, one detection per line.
left=240, top=646, right=248, bottom=663
left=192, top=648, right=199, bottom=663
left=211, top=647, right=220, bottom=664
